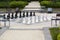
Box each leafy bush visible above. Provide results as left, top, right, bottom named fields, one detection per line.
left=0, top=2, right=9, bottom=8
left=0, top=0, right=30, bottom=2
left=39, top=0, right=49, bottom=2
left=9, top=1, right=28, bottom=8
left=40, top=1, right=60, bottom=8
left=0, top=1, right=28, bottom=9
left=49, top=28, right=59, bottom=40
left=40, top=1, right=52, bottom=7
left=16, top=0, right=30, bottom=2
left=57, top=33, right=60, bottom=40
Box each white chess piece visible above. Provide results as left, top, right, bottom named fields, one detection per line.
left=22, top=17, right=26, bottom=23
left=35, top=16, right=39, bottom=23
left=31, top=16, right=35, bottom=23
left=26, top=17, right=31, bottom=24
left=40, top=15, right=44, bottom=22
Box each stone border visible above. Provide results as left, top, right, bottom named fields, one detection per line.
left=0, top=27, right=8, bottom=36
left=43, top=27, right=52, bottom=40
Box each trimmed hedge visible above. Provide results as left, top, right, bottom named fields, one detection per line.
left=39, top=0, right=49, bottom=2
left=0, top=2, right=9, bottom=8
left=57, top=33, right=60, bottom=40
left=0, top=0, right=30, bottom=2
left=0, top=1, right=28, bottom=8
left=40, top=1, right=60, bottom=8
left=40, top=1, right=52, bottom=7
left=9, top=1, right=28, bottom=8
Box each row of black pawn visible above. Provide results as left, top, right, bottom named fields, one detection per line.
left=3, top=11, right=36, bottom=19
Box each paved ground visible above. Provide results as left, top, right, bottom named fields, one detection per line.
left=0, top=1, right=58, bottom=40
left=0, top=30, right=45, bottom=40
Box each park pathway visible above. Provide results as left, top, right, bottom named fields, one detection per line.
left=23, top=1, right=41, bottom=11
left=0, top=1, right=56, bottom=40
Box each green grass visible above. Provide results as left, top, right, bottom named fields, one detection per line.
left=49, top=27, right=60, bottom=40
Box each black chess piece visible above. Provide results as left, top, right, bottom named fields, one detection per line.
left=23, top=11, right=25, bottom=17
left=19, top=11, right=21, bottom=18
left=15, top=7, right=19, bottom=14
left=19, top=13, right=21, bottom=18
left=30, top=12, right=32, bottom=16
left=15, top=13, right=18, bottom=19
left=7, top=14, right=10, bottom=21
left=26, top=12, right=28, bottom=17
left=8, top=13, right=10, bottom=15
left=7, top=13, right=10, bottom=19
left=11, top=12, right=14, bottom=19
left=3, top=14, right=6, bottom=19
left=20, top=11, right=21, bottom=14
left=33, top=12, right=35, bottom=16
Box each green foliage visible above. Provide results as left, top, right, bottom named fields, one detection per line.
left=40, top=1, right=60, bottom=8
left=0, top=0, right=60, bottom=2
left=0, top=2, right=9, bottom=8
left=40, top=1, right=52, bottom=7
left=0, top=1, right=28, bottom=9
left=57, top=33, right=60, bottom=40
left=9, top=1, right=28, bottom=8
left=40, top=1, right=49, bottom=6
left=0, top=0, right=30, bottom=2
left=49, top=28, right=60, bottom=40
left=39, top=0, right=49, bottom=2
left=16, top=0, right=29, bottom=2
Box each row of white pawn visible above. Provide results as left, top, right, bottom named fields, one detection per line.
left=12, top=15, right=52, bottom=25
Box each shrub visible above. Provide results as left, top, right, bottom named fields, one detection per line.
left=57, top=33, right=60, bottom=40
left=43, top=0, right=49, bottom=1
left=56, top=2, right=60, bottom=8
left=40, top=1, right=52, bottom=7
left=16, top=0, right=29, bottom=2
left=0, top=2, right=9, bottom=8
left=49, top=28, right=59, bottom=40
left=40, top=1, right=60, bottom=8
left=9, top=1, right=28, bottom=9
left=0, top=0, right=30, bottom=2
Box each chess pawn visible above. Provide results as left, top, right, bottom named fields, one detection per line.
left=3, top=14, right=6, bottom=19
left=30, top=12, right=32, bottom=16
left=19, top=11, right=21, bottom=18
left=11, top=13, right=14, bottom=19
left=20, top=11, right=21, bottom=14
left=19, top=13, right=21, bottom=18
left=7, top=15, right=10, bottom=21
left=15, top=13, right=18, bottom=19
left=33, top=12, right=35, bottom=16
left=7, top=13, right=10, bottom=19
left=23, top=12, right=25, bottom=17
left=26, top=12, right=28, bottom=17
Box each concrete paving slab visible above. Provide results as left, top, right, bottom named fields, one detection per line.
left=0, top=30, right=45, bottom=40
